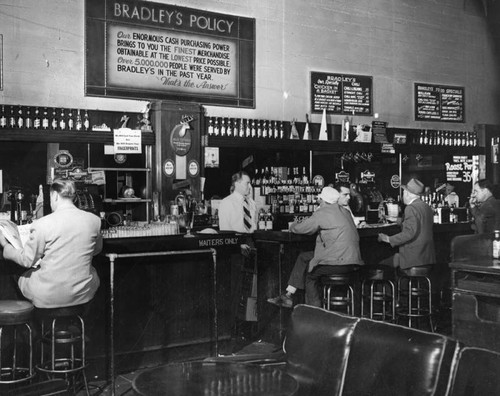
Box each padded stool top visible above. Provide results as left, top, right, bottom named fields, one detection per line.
left=0, top=300, right=34, bottom=325
left=321, top=267, right=361, bottom=285
left=362, top=265, right=395, bottom=281
left=35, top=304, right=86, bottom=319
left=399, top=265, right=433, bottom=277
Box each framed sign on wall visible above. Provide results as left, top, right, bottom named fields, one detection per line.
left=414, top=82, right=465, bottom=122
left=85, top=0, right=255, bottom=107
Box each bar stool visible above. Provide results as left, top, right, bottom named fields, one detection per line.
left=35, top=304, right=90, bottom=395
left=321, top=266, right=361, bottom=315
left=396, top=266, right=434, bottom=331
left=0, top=300, right=35, bottom=386
left=361, top=266, right=396, bottom=322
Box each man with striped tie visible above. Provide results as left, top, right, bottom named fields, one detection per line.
left=219, top=171, right=258, bottom=255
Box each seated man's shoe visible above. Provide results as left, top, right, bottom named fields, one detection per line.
left=267, top=293, right=293, bottom=308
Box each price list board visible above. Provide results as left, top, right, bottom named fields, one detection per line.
left=414, top=83, right=465, bottom=122
left=310, top=72, right=373, bottom=115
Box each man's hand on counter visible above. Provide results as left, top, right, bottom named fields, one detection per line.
left=240, top=243, right=252, bottom=257
left=378, top=233, right=390, bottom=244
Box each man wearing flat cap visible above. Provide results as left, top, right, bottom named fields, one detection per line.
left=378, top=178, right=436, bottom=269
left=267, top=186, right=364, bottom=308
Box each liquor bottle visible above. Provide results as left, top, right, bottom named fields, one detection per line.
left=33, top=107, right=41, bottom=129
left=51, top=108, right=58, bottom=130
left=250, top=120, right=256, bottom=138
left=213, top=118, right=220, bottom=136
left=0, top=105, right=7, bottom=128
left=239, top=119, right=245, bottom=137
left=207, top=117, right=214, bottom=135
left=226, top=118, right=232, bottom=137
left=245, top=119, right=251, bottom=138
left=75, top=109, right=83, bottom=131
left=220, top=118, right=226, bottom=136
left=17, top=106, right=24, bottom=128
left=83, top=110, right=90, bottom=130
left=42, top=108, right=49, bottom=130
left=258, top=209, right=266, bottom=230
left=273, top=121, right=279, bottom=139
left=262, top=120, right=268, bottom=138
left=59, top=108, right=66, bottom=130
left=494, top=230, right=500, bottom=259
left=9, top=106, right=16, bottom=128
left=67, top=109, right=74, bottom=130
left=265, top=209, right=274, bottom=230
left=25, top=107, right=32, bottom=129
left=257, top=120, right=262, bottom=138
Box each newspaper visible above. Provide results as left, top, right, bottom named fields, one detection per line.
left=0, top=219, right=31, bottom=249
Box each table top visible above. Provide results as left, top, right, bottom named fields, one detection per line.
left=132, top=361, right=298, bottom=396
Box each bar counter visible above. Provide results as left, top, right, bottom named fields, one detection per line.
left=87, top=231, right=242, bottom=383
left=253, top=222, right=474, bottom=343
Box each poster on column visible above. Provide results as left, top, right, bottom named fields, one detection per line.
left=85, top=0, right=256, bottom=108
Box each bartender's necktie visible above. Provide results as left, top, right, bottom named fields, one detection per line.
left=243, top=198, right=252, bottom=232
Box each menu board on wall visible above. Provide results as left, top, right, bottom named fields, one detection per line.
left=414, top=83, right=465, bottom=122
left=310, top=71, right=373, bottom=115
left=85, top=0, right=255, bottom=107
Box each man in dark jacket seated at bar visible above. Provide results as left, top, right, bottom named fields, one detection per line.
left=267, top=186, right=364, bottom=308
left=377, top=178, right=436, bottom=269
left=469, top=178, right=500, bottom=234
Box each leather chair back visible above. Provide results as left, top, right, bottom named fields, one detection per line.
left=341, top=318, right=459, bottom=396
left=285, top=305, right=359, bottom=396
left=450, top=347, right=500, bottom=396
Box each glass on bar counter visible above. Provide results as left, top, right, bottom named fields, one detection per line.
left=102, top=220, right=180, bottom=239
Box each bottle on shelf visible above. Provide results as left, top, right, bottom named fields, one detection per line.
left=16, top=106, right=24, bottom=129
left=220, top=118, right=226, bottom=136
left=83, top=110, right=90, bottom=130
left=265, top=209, right=274, bottom=230
left=33, top=107, right=41, bottom=129
left=67, top=109, right=74, bottom=130
left=51, top=108, right=58, bottom=130
left=0, top=105, right=7, bottom=128
left=25, top=107, right=32, bottom=129
left=76, top=109, right=83, bottom=131
left=207, top=117, right=214, bottom=135
left=42, top=107, right=49, bottom=130
left=8, top=106, right=16, bottom=128
left=213, top=118, right=220, bottom=136
left=245, top=119, right=251, bottom=138
left=262, top=120, right=268, bottom=138
left=59, top=108, right=66, bottom=130
left=226, top=118, right=233, bottom=137
left=258, top=209, right=266, bottom=230
left=494, top=230, right=500, bottom=259
left=256, top=120, right=262, bottom=138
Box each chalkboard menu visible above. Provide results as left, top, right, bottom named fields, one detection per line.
left=85, top=0, right=255, bottom=108
left=414, top=83, right=465, bottom=122
left=311, top=72, right=373, bottom=115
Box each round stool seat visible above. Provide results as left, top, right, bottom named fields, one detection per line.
left=35, top=304, right=86, bottom=319
left=362, top=266, right=395, bottom=281
left=0, top=300, right=34, bottom=325
left=399, top=265, right=433, bottom=277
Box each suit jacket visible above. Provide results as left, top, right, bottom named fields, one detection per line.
left=470, top=196, right=500, bottom=234
left=3, top=204, right=102, bottom=308
left=388, top=198, right=435, bottom=269
left=290, top=203, right=364, bottom=271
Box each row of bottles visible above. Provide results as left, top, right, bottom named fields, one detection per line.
left=0, top=105, right=90, bottom=131
left=422, top=192, right=459, bottom=224
left=207, top=117, right=297, bottom=139
left=252, top=166, right=322, bottom=214
left=413, top=129, right=477, bottom=147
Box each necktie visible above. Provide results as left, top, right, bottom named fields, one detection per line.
left=243, top=198, right=252, bottom=232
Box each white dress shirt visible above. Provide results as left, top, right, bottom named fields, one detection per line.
left=218, top=191, right=258, bottom=233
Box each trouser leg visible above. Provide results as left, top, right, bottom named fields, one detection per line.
left=287, top=251, right=314, bottom=290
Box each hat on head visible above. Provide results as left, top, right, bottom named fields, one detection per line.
left=402, top=178, right=424, bottom=196
left=318, top=186, right=340, bottom=204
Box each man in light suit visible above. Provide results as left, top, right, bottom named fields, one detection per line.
left=378, top=178, right=436, bottom=269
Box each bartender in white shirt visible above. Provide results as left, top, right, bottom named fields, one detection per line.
left=218, top=171, right=257, bottom=255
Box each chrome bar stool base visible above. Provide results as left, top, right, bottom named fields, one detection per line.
left=361, top=266, right=396, bottom=322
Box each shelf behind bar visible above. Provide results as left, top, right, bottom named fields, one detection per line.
left=0, top=129, right=156, bottom=145
left=207, top=136, right=484, bottom=155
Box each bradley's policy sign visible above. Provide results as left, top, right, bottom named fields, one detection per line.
left=85, top=0, right=255, bottom=108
